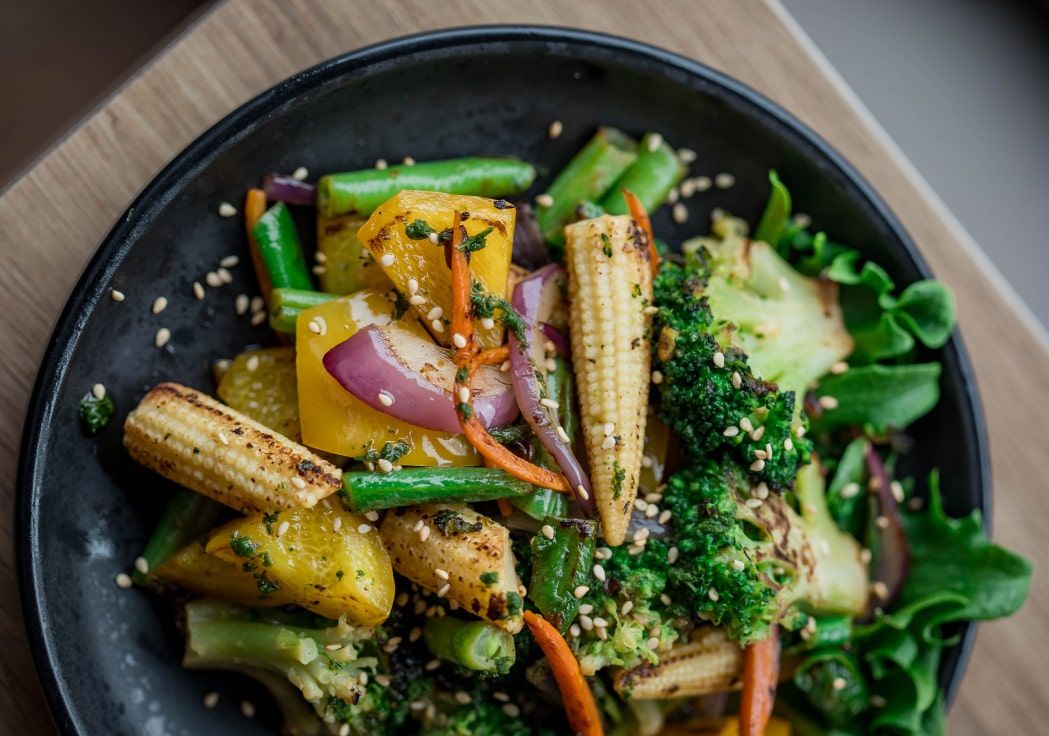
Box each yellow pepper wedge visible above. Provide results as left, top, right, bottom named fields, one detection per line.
left=357, top=190, right=515, bottom=349
left=217, top=347, right=300, bottom=440
left=152, top=541, right=295, bottom=608
left=317, top=213, right=392, bottom=295
left=296, top=288, right=480, bottom=465
left=207, top=504, right=394, bottom=627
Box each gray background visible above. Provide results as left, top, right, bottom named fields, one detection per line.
left=2, top=0, right=1047, bottom=326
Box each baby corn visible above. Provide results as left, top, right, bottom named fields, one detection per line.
left=613, top=628, right=743, bottom=699
left=124, top=382, right=341, bottom=513
left=565, top=214, right=653, bottom=546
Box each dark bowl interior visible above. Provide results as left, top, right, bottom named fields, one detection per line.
left=17, top=26, right=987, bottom=736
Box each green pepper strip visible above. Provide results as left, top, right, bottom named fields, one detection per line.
left=251, top=202, right=313, bottom=291
left=316, top=157, right=536, bottom=218
left=423, top=616, right=515, bottom=673
left=268, top=288, right=339, bottom=334
left=529, top=517, right=597, bottom=633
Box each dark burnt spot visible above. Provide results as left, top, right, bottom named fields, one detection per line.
left=493, top=199, right=513, bottom=210
left=487, top=594, right=506, bottom=620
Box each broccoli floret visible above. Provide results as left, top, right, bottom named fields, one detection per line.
left=419, top=697, right=537, bottom=736
left=652, top=458, right=868, bottom=644
left=183, top=600, right=380, bottom=726
left=653, top=221, right=852, bottom=489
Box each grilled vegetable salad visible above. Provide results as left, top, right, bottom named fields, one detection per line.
left=92, top=129, right=1030, bottom=735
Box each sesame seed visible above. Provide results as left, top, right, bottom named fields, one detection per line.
left=548, top=120, right=563, bottom=139
left=437, top=583, right=451, bottom=598
left=218, top=202, right=237, bottom=217
left=715, top=173, right=735, bottom=189
left=628, top=544, right=644, bottom=555
left=480, top=317, right=495, bottom=330
left=221, top=255, right=240, bottom=268
left=377, top=458, right=394, bottom=473
left=363, top=511, right=379, bottom=523
left=601, top=435, right=616, bottom=450
left=592, top=617, right=609, bottom=629
left=750, top=458, right=766, bottom=472
left=273, top=520, right=289, bottom=537
left=694, top=175, right=713, bottom=192
left=203, top=691, right=219, bottom=708
left=860, top=548, right=872, bottom=564
left=458, top=386, right=471, bottom=404
left=378, top=391, right=395, bottom=407
left=596, top=547, right=611, bottom=560
left=659, top=509, right=673, bottom=524
left=907, top=497, right=925, bottom=511
left=409, top=294, right=426, bottom=306
left=413, top=519, right=425, bottom=532
left=240, top=700, right=255, bottom=718
left=541, top=524, right=555, bottom=540
left=667, top=187, right=680, bottom=204
left=713, top=351, right=725, bottom=368
left=641, top=455, right=653, bottom=468
left=154, top=327, right=171, bottom=348
left=755, top=482, right=770, bottom=499
left=660, top=593, right=672, bottom=606
left=672, top=202, right=688, bottom=224
left=290, top=476, right=306, bottom=489
left=312, top=264, right=326, bottom=276
left=651, top=370, right=664, bottom=384
left=732, top=559, right=746, bottom=571
left=874, top=515, right=890, bottom=530
left=593, top=564, right=606, bottom=582
left=831, top=361, right=849, bottom=375
left=573, top=585, right=590, bottom=599
left=870, top=694, right=887, bottom=708
left=645, top=504, right=659, bottom=518
left=765, top=442, right=773, bottom=459
left=840, top=482, right=861, bottom=499
left=434, top=568, right=450, bottom=581
left=431, top=319, right=444, bottom=333
left=752, top=425, right=766, bottom=441
left=91, top=383, right=107, bottom=401
left=784, top=437, right=794, bottom=452
left=250, top=296, right=265, bottom=313
left=110, top=288, right=125, bottom=302
left=555, top=425, right=571, bottom=443
left=739, top=417, right=754, bottom=433
left=579, top=614, right=594, bottom=631
left=869, top=476, right=882, bottom=491
left=540, top=398, right=560, bottom=410
left=375, top=158, right=388, bottom=170
left=326, top=642, right=344, bottom=651
left=250, top=310, right=266, bottom=326
left=428, top=231, right=439, bottom=244
left=634, top=527, right=650, bottom=542
left=577, top=485, right=589, bottom=501
left=667, top=546, right=680, bottom=564
left=149, top=296, right=169, bottom=315
left=723, top=425, right=740, bottom=437
left=427, top=306, right=443, bottom=321
left=645, top=636, right=661, bottom=650
left=819, top=395, right=839, bottom=410
left=545, top=358, right=558, bottom=372
left=536, top=193, right=554, bottom=208
left=643, top=305, right=659, bottom=315
left=205, top=271, right=222, bottom=288
left=234, top=294, right=249, bottom=315
left=406, top=278, right=419, bottom=296
left=374, top=252, right=394, bottom=268
left=332, top=517, right=343, bottom=533
left=602, top=421, right=616, bottom=436
left=746, top=498, right=764, bottom=508
left=115, top=572, right=133, bottom=589
left=871, top=581, right=890, bottom=600
left=402, top=156, right=416, bottom=166
left=502, top=703, right=521, bottom=717
left=646, top=133, right=663, bottom=152
left=354, top=522, right=371, bottom=535
left=419, top=526, right=431, bottom=542
left=795, top=424, right=807, bottom=438
left=891, top=481, right=905, bottom=503
left=217, top=267, right=233, bottom=284
left=708, top=587, right=720, bottom=601
left=308, top=318, right=321, bottom=334
left=134, top=556, right=149, bottom=575
left=242, top=355, right=259, bottom=374
left=452, top=332, right=467, bottom=349
left=634, top=498, right=649, bottom=512
left=680, top=178, right=697, bottom=198
left=832, top=677, right=847, bottom=691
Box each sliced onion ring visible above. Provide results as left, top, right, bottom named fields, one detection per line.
left=262, top=173, right=317, bottom=206
left=865, top=445, right=910, bottom=611
left=324, top=324, right=518, bottom=433
left=509, top=264, right=595, bottom=515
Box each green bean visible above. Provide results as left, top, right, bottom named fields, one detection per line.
left=755, top=170, right=792, bottom=248
left=316, top=157, right=536, bottom=217
left=268, top=288, right=338, bottom=334
left=132, top=490, right=221, bottom=585
left=547, top=356, right=577, bottom=448
left=339, top=467, right=533, bottom=512
left=600, top=132, right=686, bottom=215
left=802, top=616, right=853, bottom=650
left=252, top=202, right=313, bottom=291
left=511, top=487, right=568, bottom=520
left=423, top=616, right=515, bottom=673
left=536, top=127, right=638, bottom=246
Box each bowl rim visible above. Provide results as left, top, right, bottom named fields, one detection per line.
left=16, top=24, right=989, bottom=735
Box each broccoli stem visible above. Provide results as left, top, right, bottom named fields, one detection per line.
left=423, top=616, right=515, bottom=673
left=340, top=467, right=533, bottom=511
left=133, top=490, right=220, bottom=586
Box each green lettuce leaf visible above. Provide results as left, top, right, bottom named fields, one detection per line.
left=813, top=363, right=941, bottom=433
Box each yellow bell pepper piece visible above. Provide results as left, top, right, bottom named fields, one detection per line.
left=217, top=347, right=300, bottom=440
left=296, top=288, right=479, bottom=465
left=317, top=214, right=392, bottom=294
left=357, top=190, right=515, bottom=349
left=207, top=504, right=395, bottom=627
left=152, top=541, right=295, bottom=608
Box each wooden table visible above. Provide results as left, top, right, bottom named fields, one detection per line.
left=1, top=1, right=1045, bottom=732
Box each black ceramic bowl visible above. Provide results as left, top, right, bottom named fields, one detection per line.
left=17, top=26, right=986, bottom=735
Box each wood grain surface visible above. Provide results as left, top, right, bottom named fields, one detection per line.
left=1, top=0, right=1045, bottom=733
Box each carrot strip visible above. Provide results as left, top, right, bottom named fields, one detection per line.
left=448, top=217, right=572, bottom=493
left=523, top=611, right=604, bottom=736
left=244, top=188, right=272, bottom=301
left=740, top=625, right=781, bottom=736
left=622, top=188, right=659, bottom=276
left=496, top=497, right=515, bottom=517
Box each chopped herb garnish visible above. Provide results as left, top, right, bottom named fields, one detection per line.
left=405, top=219, right=435, bottom=239
left=361, top=439, right=411, bottom=464
left=263, top=511, right=279, bottom=536
left=356, top=569, right=366, bottom=579
left=457, top=403, right=473, bottom=420
left=230, top=534, right=258, bottom=558
left=601, top=232, right=614, bottom=258
left=470, top=280, right=527, bottom=343
left=612, top=459, right=626, bottom=500
left=336, top=570, right=345, bottom=580
left=480, top=571, right=500, bottom=587
left=79, top=392, right=115, bottom=435
left=460, top=226, right=494, bottom=254
left=433, top=509, right=483, bottom=535
left=505, top=591, right=524, bottom=617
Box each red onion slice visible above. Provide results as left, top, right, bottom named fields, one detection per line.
left=509, top=264, right=595, bottom=515
left=865, top=446, right=911, bottom=611
left=324, top=324, right=518, bottom=433
left=541, top=323, right=571, bottom=358
left=262, top=173, right=317, bottom=206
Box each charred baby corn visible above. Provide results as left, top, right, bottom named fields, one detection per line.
left=613, top=628, right=743, bottom=699
left=124, top=382, right=341, bottom=513
left=565, top=214, right=653, bottom=546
